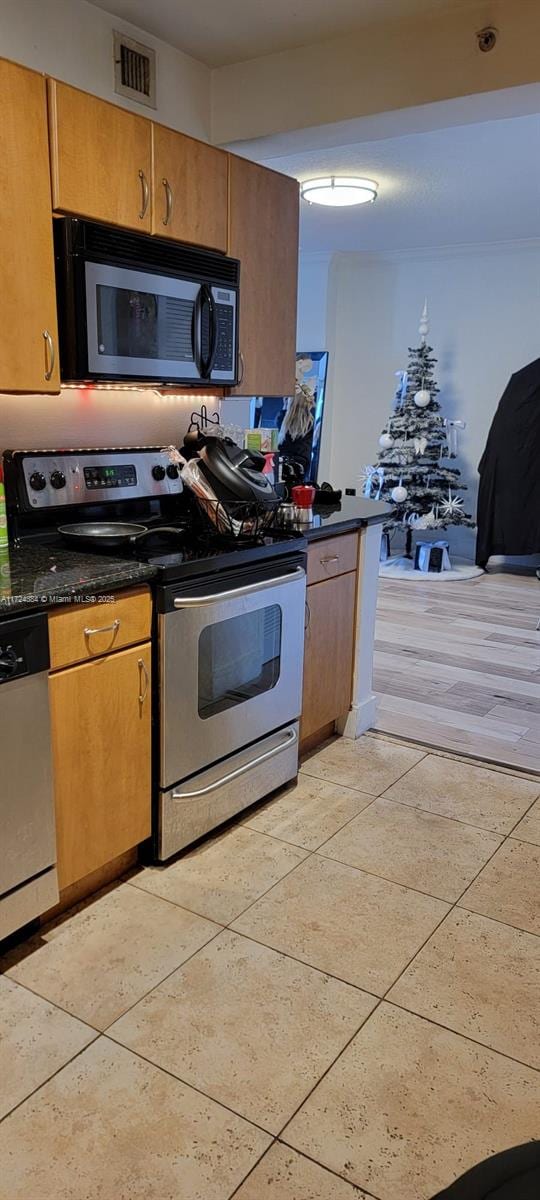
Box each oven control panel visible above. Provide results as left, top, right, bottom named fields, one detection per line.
left=11, top=448, right=183, bottom=510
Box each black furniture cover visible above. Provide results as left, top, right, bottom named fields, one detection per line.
left=476, top=358, right=540, bottom=566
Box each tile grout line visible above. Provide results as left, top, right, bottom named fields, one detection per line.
left=125, top=828, right=311, bottom=927
left=101, top=1031, right=278, bottom=1140
left=1, top=922, right=225, bottom=1046
left=0, top=1034, right=100, bottom=1126
left=228, top=922, right=381, bottom=999
left=228, top=1139, right=383, bottom=1200
left=242, top=792, right=380, bottom=855
left=382, top=998, right=540, bottom=1075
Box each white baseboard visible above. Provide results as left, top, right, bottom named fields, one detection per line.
left=337, top=695, right=378, bottom=740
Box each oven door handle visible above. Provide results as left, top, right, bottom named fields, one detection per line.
left=173, top=565, right=306, bottom=608
left=172, top=728, right=297, bottom=800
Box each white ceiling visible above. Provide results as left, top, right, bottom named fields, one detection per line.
left=265, top=114, right=540, bottom=253
left=90, top=0, right=469, bottom=66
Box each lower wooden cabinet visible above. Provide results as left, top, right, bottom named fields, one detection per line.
left=301, top=571, right=357, bottom=744
left=49, top=641, right=152, bottom=890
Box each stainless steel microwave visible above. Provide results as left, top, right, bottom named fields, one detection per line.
left=53, top=218, right=240, bottom=386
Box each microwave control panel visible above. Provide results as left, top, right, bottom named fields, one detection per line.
left=214, top=303, right=235, bottom=371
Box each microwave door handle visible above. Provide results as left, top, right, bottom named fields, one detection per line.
left=191, top=287, right=203, bottom=377
left=199, top=284, right=215, bottom=380
left=207, top=286, right=218, bottom=377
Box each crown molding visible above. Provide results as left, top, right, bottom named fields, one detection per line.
left=329, top=238, right=540, bottom=265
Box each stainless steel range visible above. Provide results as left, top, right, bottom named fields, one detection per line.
left=156, top=554, right=305, bottom=857
left=4, top=446, right=307, bottom=859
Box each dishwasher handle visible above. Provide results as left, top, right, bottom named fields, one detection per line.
left=173, top=565, right=305, bottom=608
left=172, top=727, right=297, bottom=800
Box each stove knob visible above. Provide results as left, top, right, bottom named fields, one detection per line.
left=29, top=471, right=47, bottom=492
left=166, top=464, right=179, bottom=480
left=152, top=465, right=166, bottom=481
left=0, top=646, right=18, bottom=682
left=50, top=470, right=66, bottom=490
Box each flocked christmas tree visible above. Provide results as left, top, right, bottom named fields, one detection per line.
left=369, top=302, right=475, bottom=558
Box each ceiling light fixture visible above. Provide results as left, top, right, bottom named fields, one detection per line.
left=300, top=176, right=378, bottom=207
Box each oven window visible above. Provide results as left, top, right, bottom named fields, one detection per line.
left=198, top=605, right=282, bottom=719
left=96, top=285, right=194, bottom=361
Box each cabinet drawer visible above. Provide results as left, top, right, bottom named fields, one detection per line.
left=306, top=533, right=359, bottom=585
left=48, top=586, right=151, bottom=670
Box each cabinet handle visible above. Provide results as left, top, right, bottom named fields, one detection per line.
left=320, top=555, right=339, bottom=565
left=162, top=178, right=173, bottom=226
left=305, top=599, right=311, bottom=631
left=84, top=617, right=120, bottom=639
left=43, top=330, right=55, bottom=381
left=237, top=350, right=245, bottom=386
left=138, top=657, right=149, bottom=704
left=138, top=169, right=149, bottom=219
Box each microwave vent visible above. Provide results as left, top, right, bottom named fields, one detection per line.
left=113, top=31, right=156, bottom=109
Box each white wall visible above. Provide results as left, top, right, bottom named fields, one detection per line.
left=317, top=240, right=540, bottom=556
left=0, top=0, right=211, bottom=139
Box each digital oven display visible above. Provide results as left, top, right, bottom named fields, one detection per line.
left=84, top=464, right=137, bottom=490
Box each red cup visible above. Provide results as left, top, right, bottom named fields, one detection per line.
left=291, top=484, right=316, bottom=508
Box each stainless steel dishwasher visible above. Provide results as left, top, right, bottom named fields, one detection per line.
left=0, top=612, right=58, bottom=939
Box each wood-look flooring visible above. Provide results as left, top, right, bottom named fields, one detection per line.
left=373, top=572, right=540, bottom=774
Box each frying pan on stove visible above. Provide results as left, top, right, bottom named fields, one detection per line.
left=58, top=522, right=183, bottom=550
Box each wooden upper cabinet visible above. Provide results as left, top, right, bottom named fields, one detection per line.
left=152, top=124, right=228, bottom=251
left=48, top=79, right=152, bottom=232
left=0, top=60, right=59, bottom=393
left=228, top=155, right=299, bottom=397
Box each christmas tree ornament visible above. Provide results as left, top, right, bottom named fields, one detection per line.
left=379, top=432, right=394, bottom=450
left=391, top=482, right=408, bottom=504
left=413, top=436, right=428, bottom=456
left=439, top=489, right=464, bottom=519
left=358, top=464, right=376, bottom=496
left=419, top=299, right=430, bottom=342
left=414, top=388, right=431, bottom=408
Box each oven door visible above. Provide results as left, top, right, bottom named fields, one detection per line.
left=85, top=261, right=205, bottom=382
left=159, top=562, right=306, bottom=787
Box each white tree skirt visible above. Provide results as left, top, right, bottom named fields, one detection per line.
left=380, top=555, right=484, bottom=582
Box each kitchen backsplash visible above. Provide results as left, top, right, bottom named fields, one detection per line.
left=0, top=388, right=222, bottom=450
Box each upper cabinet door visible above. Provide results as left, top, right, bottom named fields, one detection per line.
left=152, top=125, right=228, bottom=252
left=0, top=60, right=59, bottom=393
left=48, top=80, right=152, bottom=232
left=228, top=155, right=299, bottom=397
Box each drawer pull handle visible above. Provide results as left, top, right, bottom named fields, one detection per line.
left=172, top=728, right=297, bottom=800
left=84, top=617, right=120, bottom=638
left=320, top=555, right=339, bottom=565
left=138, top=169, right=149, bottom=219
left=138, top=657, right=149, bottom=704
left=305, top=599, right=311, bottom=631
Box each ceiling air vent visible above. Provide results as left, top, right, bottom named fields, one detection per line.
left=113, top=31, right=156, bottom=109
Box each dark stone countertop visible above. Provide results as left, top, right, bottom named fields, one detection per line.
left=292, top=496, right=392, bottom=541
left=0, top=543, right=156, bottom=616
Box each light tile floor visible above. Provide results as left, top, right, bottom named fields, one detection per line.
left=1, top=733, right=539, bottom=1200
